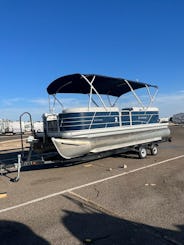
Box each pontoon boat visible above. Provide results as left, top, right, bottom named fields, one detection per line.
left=34, top=73, right=170, bottom=159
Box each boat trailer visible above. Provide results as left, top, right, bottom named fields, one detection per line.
left=0, top=136, right=171, bottom=183
left=0, top=112, right=171, bottom=182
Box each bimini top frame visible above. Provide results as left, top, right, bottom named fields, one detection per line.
left=47, top=73, right=158, bottom=111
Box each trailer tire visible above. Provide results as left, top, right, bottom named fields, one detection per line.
left=150, top=145, right=158, bottom=156
left=138, top=146, right=147, bottom=159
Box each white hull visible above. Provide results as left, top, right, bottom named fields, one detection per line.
left=51, top=123, right=170, bottom=159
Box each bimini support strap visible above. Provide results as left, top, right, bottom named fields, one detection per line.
left=53, top=94, right=64, bottom=110
left=81, top=74, right=107, bottom=110
left=145, top=84, right=158, bottom=108
left=112, top=96, right=120, bottom=107
left=124, top=79, right=145, bottom=108
left=87, top=94, right=99, bottom=107
left=87, top=75, right=96, bottom=109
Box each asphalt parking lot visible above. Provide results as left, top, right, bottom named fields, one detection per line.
left=0, top=125, right=184, bottom=245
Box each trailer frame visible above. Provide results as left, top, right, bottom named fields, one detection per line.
left=0, top=133, right=171, bottom=182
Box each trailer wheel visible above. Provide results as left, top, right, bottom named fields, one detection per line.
left=150, top=145, right=158, bottom=156
left=138, top=146, right=147, bottom=159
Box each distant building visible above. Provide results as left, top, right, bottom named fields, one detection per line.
left=33, top=121, right=43, bottom=132
left=159, top=117, right=169, bottom=123
left=0, top=119, right=12, bottom=134
left=171, top=113, right=184, bottom=124
left=0, top=119, right=43, bottom=134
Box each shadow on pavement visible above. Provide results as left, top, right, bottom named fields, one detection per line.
left=62, top=194, right=184, bottom=245
left=0, top=220, right=50, bottom=245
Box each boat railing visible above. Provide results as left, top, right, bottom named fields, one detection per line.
left=131, top=112, right=158, bottom=125
left=44, top=106, right=159, bottom=134
left=147, top=113, right=159, bottom=124
left=121, top=108, right=159, bottom=126
left=58, top=110, right=120, bottom=131
left=89, top=111, right=97, bottom=130
left=129, top=110, right=132, bottom=126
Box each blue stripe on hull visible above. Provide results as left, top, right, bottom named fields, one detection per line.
left=57, top=110, right=159, bottom=132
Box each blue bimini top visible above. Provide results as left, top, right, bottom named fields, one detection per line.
left=47, top=73, right=158, bottom=97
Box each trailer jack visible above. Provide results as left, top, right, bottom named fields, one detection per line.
left=10, top=154, right=22, bottom=182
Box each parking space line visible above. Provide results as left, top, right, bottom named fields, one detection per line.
left=68, top=191, right=120, bottom=217
left=0, top=154, right=184, bottom=214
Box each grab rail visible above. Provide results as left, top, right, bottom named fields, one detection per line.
left=19, top=112, right=34, bottom=158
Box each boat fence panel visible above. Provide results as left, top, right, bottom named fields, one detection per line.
left=121, top=110, right=131, bottom=126
left=58, top=111, right=120, bottom=131
left=131, top=111, right=159, bottom=125
left=121, top=109, right=159, bottom=126
left=44, top=109, right=160, bottom=134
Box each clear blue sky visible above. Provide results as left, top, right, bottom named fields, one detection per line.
left=0, top=0, right=184, bottom=120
